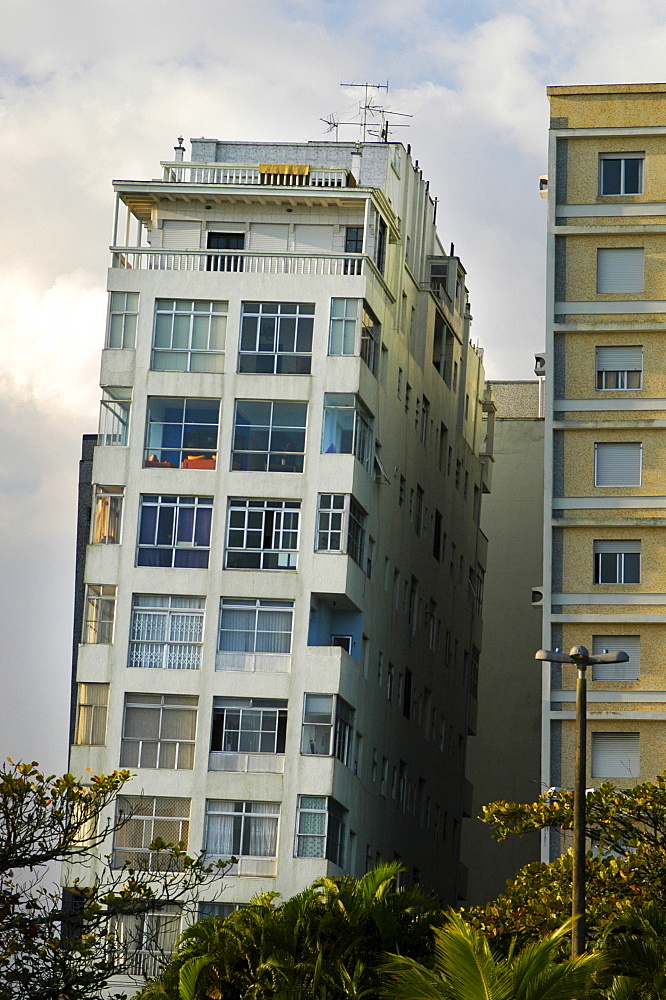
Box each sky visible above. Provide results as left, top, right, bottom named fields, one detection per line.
left=2, top=0, right=666, bottom=774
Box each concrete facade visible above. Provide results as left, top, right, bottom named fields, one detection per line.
left=462, top=381, right=543, bottom=903
left=543, top=84, right=666, bottom=860
left=67, top=137, right=492, bottom=984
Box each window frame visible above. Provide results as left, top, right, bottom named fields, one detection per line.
left=113, top=795, right=190, bottom=871
left=82, top=585, right=116, bottom=644
left=591, top=732, right=639, bottom=779
left=300, top=693, right=354, bottom=764
left=238, top=301, right=314, bottom=375
left=593, top=540, right=641, bottom=585
left=91, top=485, right=123, bottom=544
left=599, top=154, right=644, bottom=196
left=74, top=683, right=109, bottom=745
left=128, top=594, right=205, bottom=670
left=595, top=346, right=643, bottom=391
left=98, top=387, right=131, bottom=447
left=225, top=498, right=300, bottom=570
left=151, top=299, right=227, bottom=373
left=321, top=393, right=374, bottom=472
left=136, top=494, right=213, bottom=569
left=144, top=397, right=219, bottom=470
left=231, top=399, right=307, bottom=473
left=594, top=442, right=642, bottom=488
left=120, top=693, right=198, bottom=770
left=204, top=799, right=280, bottom=860
left=106, top=291, right=139, bottom=349
left=211, top=698, right=287, bottom=755
left=294, top=794, right=346, bottom=866
left=218, top=597, right=294, bottom=655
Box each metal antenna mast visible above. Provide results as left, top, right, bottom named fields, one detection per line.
left=340, top=81, right=389, bottom=141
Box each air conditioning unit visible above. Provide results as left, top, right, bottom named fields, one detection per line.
left=534, top=354, right=546, bottom=377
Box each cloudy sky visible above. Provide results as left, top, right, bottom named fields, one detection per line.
left=1, top=0, right=665, bottom=773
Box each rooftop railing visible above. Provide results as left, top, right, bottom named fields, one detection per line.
left=161, top=162, right=351, bottom=188
left=111, top=248, right=365, bottom=276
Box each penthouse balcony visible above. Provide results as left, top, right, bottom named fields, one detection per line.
left=111, top=247, right=365, bottom=276
left=161, top=161, right=354, bottom=188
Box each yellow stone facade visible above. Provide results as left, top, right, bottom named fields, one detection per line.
left=546, top=84, right=666, bottom=809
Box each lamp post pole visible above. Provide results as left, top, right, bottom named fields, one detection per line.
left=535, top=644, right=628, bottom=958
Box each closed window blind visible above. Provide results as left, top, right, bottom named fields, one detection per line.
left=597, top=248, right=644, bottom=293
left=595, top=442, right=642, bottom=486
left=591, top=733, right=639, bottom=779
left=161, top=220, right=201, bottom=249
left=592, top=635, right=640, bottom=681
left=293, top=225, right=335, bottom=253
left=593, top=540, right=641, bottom=555
left=247, top=224, right=289, bottom=253
left=595, top=346, right=643, bottom=372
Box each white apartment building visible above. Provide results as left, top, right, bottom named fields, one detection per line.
left=68, top=137, right=492, bottom=970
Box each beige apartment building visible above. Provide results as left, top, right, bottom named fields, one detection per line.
left=543, top=84, right=666, bottom=859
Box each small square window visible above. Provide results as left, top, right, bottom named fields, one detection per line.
left=599, top=155, right=643, bottom=196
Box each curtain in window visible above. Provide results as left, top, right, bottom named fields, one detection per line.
left=248, top=804, right=278, bottom=856
left=256, top=608, right=292, bottom=652
left=219, top=607, right=256, bottom=651
left=205, top=809, right=235, bottom=855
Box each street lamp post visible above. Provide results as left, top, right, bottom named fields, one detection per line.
left=535, top=644, right=629, bottom=958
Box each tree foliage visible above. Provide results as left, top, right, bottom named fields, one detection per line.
left=136, top=862, right=444, bottom=1000
left=0, top=760, right=232, bottom=1000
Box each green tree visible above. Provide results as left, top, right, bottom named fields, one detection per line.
left=138, top=862, right=444, bottom=1000
left=599, top=902, right=666, bottom=999
left=0, top=759, right=232, bottom=1000
left=380, top=911, right=602, bottom=1000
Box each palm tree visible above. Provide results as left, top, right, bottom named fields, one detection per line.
left=380, top=911, right=602, bottom=1000
left=600, top=903, right=666, bottom=1000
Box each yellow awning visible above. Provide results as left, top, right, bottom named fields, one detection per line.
left=259, top=163, right=310, bottom=175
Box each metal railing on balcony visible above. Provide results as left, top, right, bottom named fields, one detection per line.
left=111, top=248, right=365, bottom=275
left=208, top=751, right=285, bottom=773
left=215, top=651, right=291, bottom=673
left=161, top=162, right=350, bottom=188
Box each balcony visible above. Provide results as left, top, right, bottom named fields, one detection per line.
left=208, top=751, right=285, bottom=773
left=215, top=651, right=291, bottom=673
left=161, top=162, right=352, bottom=188
left=111, top=248, right=365, bottom=275
left=209, top=856, right=278, bottom=877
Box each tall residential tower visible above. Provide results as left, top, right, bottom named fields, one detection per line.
left=69, top=138, right=491, bottom=971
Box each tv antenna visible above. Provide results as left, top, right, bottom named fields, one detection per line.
left=340, top=80, right=389, bottom=141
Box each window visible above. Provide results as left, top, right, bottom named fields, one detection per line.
left=321, top=393, right=373, bottom=472
left=595, top=442, right=642, bottom=486
left=232, top=400, right=307, bottom=472
left=594, top=540, right=640, bottom=584
left=206, top=231, right=245, bottom=271
left=600, top=154, right=643, bottom=196
left=592, top=635, right=640, bottom=681
left=360, top=304, right=380, bottom=375
left=392, top=571, right=400, bottom=610
left=113, top=795, right=190, bottom=870
left=91, top=486, right=123, bottom=544
left=591, top=733, right=639, bottom=779
left=128, top=595, right=204, bottom=670
left=366, top=536, right=375, bottom=579
left=107, top=291, right=139, bottom=349
left=152, top=299, right=226, bottom=372
left=226, top=498, right=300, bottom=570
left=74, top=683, right=109, bottom=745
left=144, top=398, right=219, bottom=469
left=348, top=497, right=366, bottom=566
left=345, top=226, right=364, bottom=253
left=405, top=383, right=411, bottom=414
left=295, top=795, right=346, bottom=866
left=329, top=298, right=358, bottom=355
left=137, top=495, right=212, bottom=568
left=301, top=694, right=354, bottom=764
left=211, top=698, right=287, bottom=754
left=218, top=598, right=293, bottom=655
left=399, top=476, right=405, bottom=506
left=374, top=216, right=387, bottom=275
left=420, top=397, right=429, bottom=445
left=98, top=387, right=131, bottom=446
left=381, top=757, right=388, bottom=797
left=596, top=346, right=643, bottom=390
left=597, top=248, right=644, bottom=294
left=414, top=486, right=424, bottom=536
left=205, top=800, right=279, bottom=858
left=433, top=510, right=442, bottom=561
left=120, top=693, right=198, bottom=769
left=113, top=905, right=181, bottom=979
left=397, top=367, right=403, bottom=398
left=239, top=301, right=313, bottom=374
left=82, top=585, right=116, bottom=644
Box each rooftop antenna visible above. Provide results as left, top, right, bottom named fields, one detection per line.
left=320, top=113, right=340, bottom=141
left=368, top=109, right=413, bottom=143
left=340, top=80, right=389, bottom=141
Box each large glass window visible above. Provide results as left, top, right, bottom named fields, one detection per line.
left=315, top=494, right=366, bottom=567
left=82, top=585, right=116, bottom=644
left=113, top=906, right=181, bottom=980
left=144, top=398, right=219, bottom=470
left=225, top=499, right=300, bottom=570
left=113, top=795, right=190, bottom=871
left=238, top=302, right=314, bottom=374
left=120, top=693, right=198, bottom=769
left=128, top=595, right=204, bottom=670
left=321, top=393, right=373, bottom=472
left=204, top=800, right=279, bottom=858
left=137, top=495, right=212, bottom=568
left=98, top=387, right=131, bottom=446
left=294, top=795, right=346, bottom=866
left=218, top=598, right=293, bottom=653
left=91, top=486, right=123, bottom=544
left=151, top=299, right=226, bottom=373
left=300, top=694, right=354, bottom=764
left=211, top=698, right=287, bottom=754
left=74, top=683, right=109, bottom=745
left=231, top=400, right=307, bottom=472
left=106, top=291, right=139, bottom=349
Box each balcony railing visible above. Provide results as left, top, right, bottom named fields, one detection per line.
left=215, top=651, right=291, bottom=673
left=208, top=751, right=285, bottom=773
left=225, top=856, right=278, bottom=877
left=161, top=162, right=350, bottom=188
left=111, top=248, right=365, bottom=275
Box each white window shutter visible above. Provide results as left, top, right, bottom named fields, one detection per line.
left=592, top=733, right=639, bottom=778
left=593, top=540, right=640, bottom=554
left=595, top=346, right=643, bottom=372
left=592, top=635, right=640, bottom=681
left=293, top=225, right=335, bottom=253
left=597, top=248, right=644, bottom=293
left=595, top=442, right=642, bottom=486
left=247, top=224, right=289, bottom=252
left=161, top=220, right=201, bottom=249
